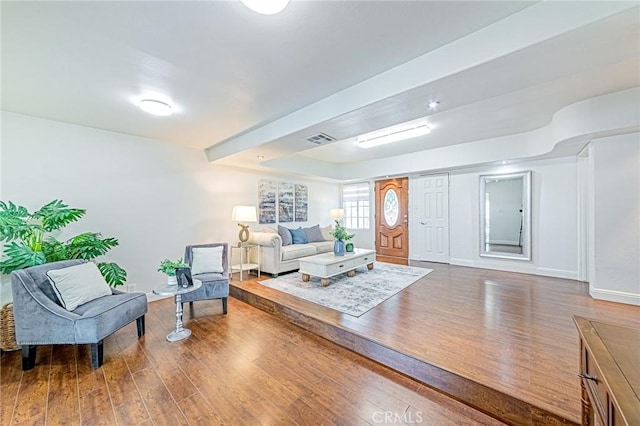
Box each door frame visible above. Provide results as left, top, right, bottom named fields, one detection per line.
left=374, top=177, right=409, bottom=264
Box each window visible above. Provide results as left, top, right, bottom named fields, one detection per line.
left=343, top=182, right=370, bottom=229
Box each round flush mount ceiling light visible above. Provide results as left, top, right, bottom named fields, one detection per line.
left=241, top=0, right=289, bottom=15
left=139, top=99, right=173, bottom=116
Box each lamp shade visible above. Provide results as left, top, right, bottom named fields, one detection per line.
left=232, top=206, right=257, bottom=223
left=330, top=208, right=345, bottom=220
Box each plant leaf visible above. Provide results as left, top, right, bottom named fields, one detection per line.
left=33, top=200, right=85, bottom=232
left=64, top=232, right=119, bottom=260
left=42, top=237, right=68, bottom=262
left=0, top=201, right=34, bottom=242
left=0, top=242, right=46, bottom=274
left=97, top=262, right=127, bottom=287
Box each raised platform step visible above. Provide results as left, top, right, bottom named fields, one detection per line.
left=230, top=280, right=576, bottom=426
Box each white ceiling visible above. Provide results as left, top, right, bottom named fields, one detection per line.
left=2, top=1, right=639, bottom=180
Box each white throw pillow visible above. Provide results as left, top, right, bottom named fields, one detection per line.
left=320, top=225, right=333, bottom=241
left=191, top=246, right=224, bottom=275
left=47, top=262, right=113, bottom=311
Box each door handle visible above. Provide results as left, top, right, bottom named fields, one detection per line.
left=420, top=221, right=427, bottom=225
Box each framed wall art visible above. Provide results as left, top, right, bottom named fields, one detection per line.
left=278, top=182, right=294, bottom=222
left=258, top=180, right=277, bottom=224
left=295, top=184, right=308, bottom=222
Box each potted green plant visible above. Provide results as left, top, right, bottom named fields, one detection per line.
left=158, top=258, right=188, bottom=285
left=329, top=220, right=355, bottom=256
left=0, top=200, right=126, bottom=286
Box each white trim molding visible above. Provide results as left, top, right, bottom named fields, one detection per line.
left=590, top=288, right=640, bottom=306
left=450, top=258, right=578, bottom=280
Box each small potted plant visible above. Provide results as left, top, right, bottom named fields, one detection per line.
left=158, top=258, right=188, bottom=285
left=329, top=220, right=355, bottom=256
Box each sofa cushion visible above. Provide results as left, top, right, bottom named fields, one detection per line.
left=290, top=227, right=309, bottom=244
left=192, top=272, right=227, bottom=284
left=320, top=225, right=333, bottom=241
left=191, top=246, right=224, bottom=274
left=309, top=241, right=334, bottom=254
left=281, top=244, right=317, bottom=261
left=182, top=274, right=229, bottom=301
left=278, top=225, right=293, bottom=246
left=303, top=224, right=325, bottom=243
left=73, top=291, right=147, bottom=342
left=47, top=262, right=113, bottom=311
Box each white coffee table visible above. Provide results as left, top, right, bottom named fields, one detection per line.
left=299, top=248, right=376, bottom=286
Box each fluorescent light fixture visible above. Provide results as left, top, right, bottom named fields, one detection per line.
left=357, top=119, right=431, bottom=149
left=139, top=99, right=172, bottom=116
left=241, top=0, right=289, bottom=15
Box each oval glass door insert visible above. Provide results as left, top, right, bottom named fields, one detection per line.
left=384, top=189, right=399, bottom=226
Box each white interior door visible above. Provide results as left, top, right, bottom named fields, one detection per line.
left=410, top=173, right=449, bottom=263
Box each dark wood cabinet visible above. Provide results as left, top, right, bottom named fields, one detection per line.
left=574, top=316, right=640, bottom=426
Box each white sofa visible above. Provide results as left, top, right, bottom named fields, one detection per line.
left=248, top=227, right=334, bottom=277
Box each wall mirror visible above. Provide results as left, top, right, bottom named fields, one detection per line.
left=479, top=171, right=531, bottom=260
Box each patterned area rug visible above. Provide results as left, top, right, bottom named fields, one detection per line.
left=258, top=262, right=433, bottom=317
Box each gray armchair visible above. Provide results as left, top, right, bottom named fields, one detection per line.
left=182, top=243, right=229, bottom=314
left=11, top=260, right=147, bottom=370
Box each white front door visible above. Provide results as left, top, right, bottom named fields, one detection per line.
left=410, top=173, right=449, bottom=263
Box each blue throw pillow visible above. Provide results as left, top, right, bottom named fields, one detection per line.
left=278, top=225, right=293, bottom=246
left=289, top=227, right=309, bottom=244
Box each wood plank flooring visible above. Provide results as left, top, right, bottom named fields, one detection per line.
left=230, top=262, right=640, bottom=425
left=0, top=296, right=505, bottom=425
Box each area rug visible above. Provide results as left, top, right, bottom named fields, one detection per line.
left=258, top=262, right=432, bottom=317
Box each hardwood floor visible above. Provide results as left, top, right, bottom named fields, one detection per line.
left=230, top=262, right=640, bottom=425
left=0, top=296, right=505, bottom=425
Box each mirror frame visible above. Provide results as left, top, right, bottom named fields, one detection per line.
left=479, top=170, right=531, bottom=261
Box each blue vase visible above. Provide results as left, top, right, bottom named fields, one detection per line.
left=333, top=240, right=346, bottom=256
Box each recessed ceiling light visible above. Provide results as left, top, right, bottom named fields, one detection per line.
left=241, top=0, right=289, bottom=15
left=139, top=99, right=172, bottom=116
left=427, top=100, right=440, bottom=109
left=501, top=160, right=508, bottom=164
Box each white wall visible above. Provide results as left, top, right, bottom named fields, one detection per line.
left=347, top=158, right=579, bottom=280
left=589, top=133, right=640, bottom=305
left=449, top=157, right=578, bottom=279
left=0, top=112, right=339, bottom=302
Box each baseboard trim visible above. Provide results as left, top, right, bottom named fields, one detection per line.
left=449, top=258, right=577, bottom=280
left=536, top=268, right=578, bottom=280
left=590, top=288, right=640, bottom=306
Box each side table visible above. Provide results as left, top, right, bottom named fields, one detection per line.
left=230, top=243, right=261, bottom=281
left=153, top=279, right=202, bottom=342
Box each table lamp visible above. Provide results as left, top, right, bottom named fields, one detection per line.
left=232, top=206, right=257, bottom=246
left=330, top=208, right=344, bottom=221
